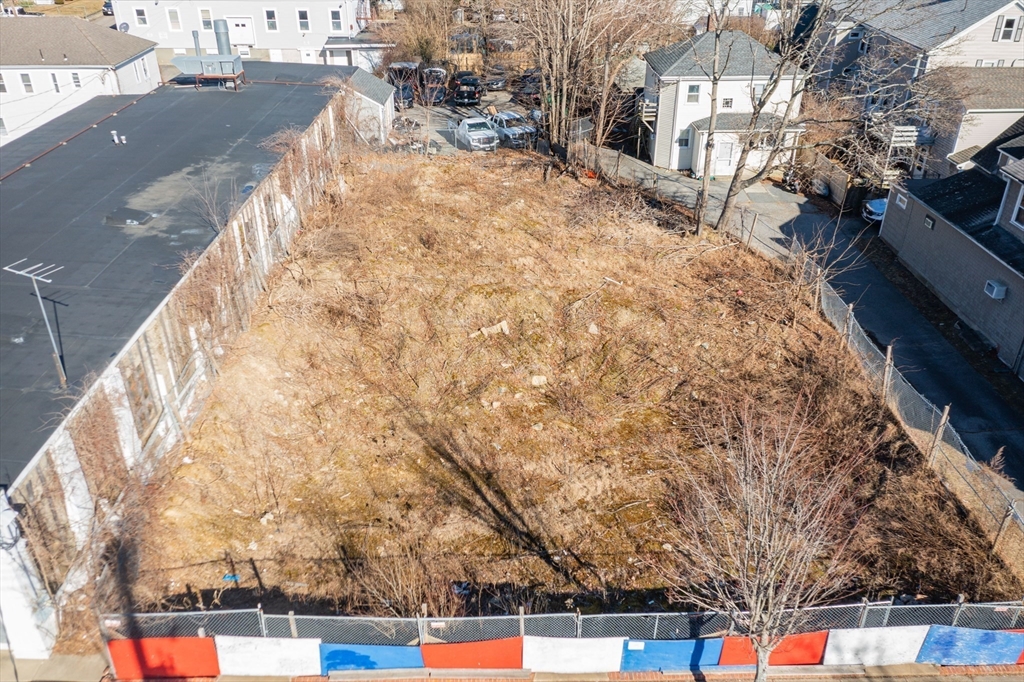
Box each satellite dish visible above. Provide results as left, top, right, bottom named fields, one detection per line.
left=118, top=22, right=130, bottom=32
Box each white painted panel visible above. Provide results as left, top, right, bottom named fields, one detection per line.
left=823, top=626, right=931, bottom=666
left=215, top=636, right=322, bottom=676
left=49, top=430, right=93, bottom=549
left=102, top=371, right=143, bottom=471
left=522, top=636, right=625, bottom=673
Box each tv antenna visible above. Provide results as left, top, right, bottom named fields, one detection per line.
left=3, top=259, right=67, bottom=388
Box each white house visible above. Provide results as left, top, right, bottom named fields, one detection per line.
left=0, top=16, right=158, bottom=145
left=675, top=0, right=755, bottom=26
left=111, top=0, right=389, bottom=72
left=643, top=31, right=803, bottom=176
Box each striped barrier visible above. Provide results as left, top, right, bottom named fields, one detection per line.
left=107, top=637, right=220, bottom=679
left=421, top=637, right=523, bottom=668
left=320, top=643, right=424, bottom=673
left=621, top=638, right=725, bottom=672
left=916, top=626, right=1024, bottom=666
left=823, top=626, right=931, bottom=666
left=105, top=624, right=1024, bottom=678
left=214, top=635, right=322, bottom=676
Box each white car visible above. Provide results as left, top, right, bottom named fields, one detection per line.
left=487, top=111, right=538, bottom=148
left=861, top=198, right=887, bottom=223
left=453, top=118, right=499, bottom=152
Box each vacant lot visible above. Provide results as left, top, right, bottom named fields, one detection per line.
left=126, top=153, right=1017, bottom=621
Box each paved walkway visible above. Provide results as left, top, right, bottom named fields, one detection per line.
left=590, top=147, right=1024, bottom=485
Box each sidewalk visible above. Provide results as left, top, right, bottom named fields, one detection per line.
left=0, top=652, right=107, bottom=682
left=588, top=147, right=1024, bottom=485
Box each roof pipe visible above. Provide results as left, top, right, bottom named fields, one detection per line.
left=192, top=30, right=202, bottom=57
left=213, top=19, right=231, bottom=56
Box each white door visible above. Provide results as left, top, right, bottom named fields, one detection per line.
left=301, top=49, right=317, bottom=64
left=225, top=16, right=255, bottom=45
left=715, top=141, right=735, bottom=176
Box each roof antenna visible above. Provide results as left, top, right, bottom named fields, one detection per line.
left=39, top=48, right=45, bottom=61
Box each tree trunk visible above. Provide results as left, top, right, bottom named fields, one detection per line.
left=754, top=642, right=771, bottom=682
left=694, top=27, right=722, bottom=235
left=715, top=142, right=752, bottom=233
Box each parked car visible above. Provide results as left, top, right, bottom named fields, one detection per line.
left=453, top=77, right=483, bottom=106
left=387, top=61, right=420, bottom=87
left=453, top=118, right=499, bottom=152
left=861, top=198, right=887, bottom=223
left=483, top=74, right=508, bottom=91
left=420, top=84, right=447, bottom=106
left=102, top=0, right=114, bottom=15
left=512, top=83, right=541, bottom=107
left=487, top=111, right=537, bottom=148
left=449, top=70, right=475, bottom=89
left=395, top=83, right=415, bottom=110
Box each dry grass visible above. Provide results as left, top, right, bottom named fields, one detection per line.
left=126, top=152, right=1019, bottom=618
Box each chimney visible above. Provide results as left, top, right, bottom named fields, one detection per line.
left=213, top=19, right=231, bottom=55
left=192, top=30, right=202, bottom=56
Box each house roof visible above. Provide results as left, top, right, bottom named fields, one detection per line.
left=948, top=145, right=981, bottom=165
left=243, top=61, right=395, bottom=106
left=971, top=114, right=1024, bottom=172
left=909, top=168, right=1024, bottom=274
left=1002, top=157, right=1024, bottom=183
left=690, top=111, right=802, bottom=131
left=324, top=31, right=394, bottom=48
left=952, top=68, right=1024, bottom=111
left=0, top=16, right=155, bottom=67
left=849, top=0, right=1013, bottom=51
left=644, top=31, right=782, bottom=79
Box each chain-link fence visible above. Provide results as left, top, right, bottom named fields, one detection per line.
left=101, top=601, right=1022, bottom=644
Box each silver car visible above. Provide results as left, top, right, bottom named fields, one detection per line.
left=487, top=111, right=538, bottom=148
left=453, top=118, right=499, bottom=152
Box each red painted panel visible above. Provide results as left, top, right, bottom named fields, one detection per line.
left=108, top=638, right=220, bottom=679
left=421, top=636, right=523, bottom=668
left=719, top=632, right=828, bottom=666
left=1010, top=630, right=1024, bottom=664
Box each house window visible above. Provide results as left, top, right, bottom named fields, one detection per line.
left=923, top=215, right=934, bottom=230
left=993, top=16, right=1022, bottom=41
left=0, top=75, right=6, bottom=93
left=331, top=9, right=343, bottom=31
left=134, top=8, right=147, bottom=26
left=265, top=9, right=278, bottom=31
left=141, top=58, right=149, bottom=80
left=51, top=73, right=60, bottom=93
left=133, top=61, right=141, bottom=81
left=297, top=9, right=310, bottom=31
left=678, top=129, right=690, bottom=148
left=200, top=8, right=213, bottom=30
left=1012, top=187, right=1024, bottom=228
left=895, top=193, right=907, bottom=208
left=72, top=72, right=81, bottom=87
left=20, top=73, right=33, bottom=93
left=752, top=83, right=765, bottom=100
left=848, top=29, right=863, bottom=40
left=858, top=37, right=870, bottom=53
left=722, top=97, right=733, bottom=109
left=167, top=8, right=181, bottom=31
left=686, top=84, right=700, bottom=103
left=976, top=59, right=1005, bottom=66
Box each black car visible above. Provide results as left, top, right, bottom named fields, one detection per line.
left=395, top=83, right=415, bottom=110
left=102, top=0, right=114, bottom=14
left=420, top=84, right=447, bottom=106
left=453, top=77, right=483, bottom=106
left=449, top=70, right=475, bottom=89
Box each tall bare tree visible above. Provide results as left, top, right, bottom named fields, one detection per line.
left=661, top=397, right=866, bottom=682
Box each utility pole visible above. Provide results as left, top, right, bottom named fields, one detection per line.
left=3, top=259, right=67, bottom=388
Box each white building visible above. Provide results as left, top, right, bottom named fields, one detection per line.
left=643, top=31, right=803, bottom=176
left=0, top=16, right=158, bottom=145
left=111, top=0, right=389, bottom=72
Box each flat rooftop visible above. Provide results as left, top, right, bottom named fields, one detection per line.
left=0, top=62, right=347, bottom=486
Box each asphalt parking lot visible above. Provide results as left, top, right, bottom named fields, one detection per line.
left=390, top=87, right=534, bottom=155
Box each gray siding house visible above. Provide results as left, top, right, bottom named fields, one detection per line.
left=880, top=116, right=1024, bottom=378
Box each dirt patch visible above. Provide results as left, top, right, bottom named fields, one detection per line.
left=121, top=153, right=1019, bottom=622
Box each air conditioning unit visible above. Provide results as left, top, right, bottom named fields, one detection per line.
left=984, top=280, right=1007, bottom=300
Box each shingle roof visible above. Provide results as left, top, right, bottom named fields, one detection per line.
left=1003, top=158, right=1024, bottom=183
left=950, top=68, right=1024, bottom=111
left=690, top=112, right=802, bottom=131
left=347, top=66, right=395, bottom=106
left=0, top=17, right=155, bottom=67
left=971, top=115, right=1024, bottom=172
left=910, top=168, right=1024, bottom=274
left=644, top=31, right=781, bottom=79
left=948, top=145, right=982, bottom=165
left=850, top=0, right=1012, bottom=51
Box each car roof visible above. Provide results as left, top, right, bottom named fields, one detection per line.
left=495, top=111, right=524, bottom=120
left=464, top=117, right=489, bottom=123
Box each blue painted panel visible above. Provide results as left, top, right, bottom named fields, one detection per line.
left=916, top=626, right=1024, bottom=666
left=320, top=643, right=425, bottom=672
left=621, top=638, right=725, bottom=672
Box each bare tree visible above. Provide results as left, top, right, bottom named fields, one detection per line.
left=661, top=396, right=866, bottom=682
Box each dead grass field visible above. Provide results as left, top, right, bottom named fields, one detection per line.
left=126, top=152, right=1019, bottom=620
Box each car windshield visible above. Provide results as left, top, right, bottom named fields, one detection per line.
left=466, top=122, right=491, bottom=132
left=503, top=113, right=525, bottom=125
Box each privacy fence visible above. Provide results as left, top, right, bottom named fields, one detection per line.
left=99, top=602, right=1024, bottom=677
left=2, top=89, right=353, bottom=659
left=578, top=142, right=1024, bottom=584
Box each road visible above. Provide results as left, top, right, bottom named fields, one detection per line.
left=591, top=148, right=1024, bottom=487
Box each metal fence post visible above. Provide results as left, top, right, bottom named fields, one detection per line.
left=519, top=606, right=525, bottom=637
left=882, top=345, right=894, bottom=402
left=418, top=604, right=427, bottom=645
left=259, top=606, right=267, bottom=637
left=993, top=501, right=1017, bottom=552
left=928, top=405, right=951, bottom=466
left=576, top=610, right=583, bottom=638
left=881, top=597, right=894, bottom=627
left=951, top=594, right=966, bottom=626
left=842, top=303, right=854, bottom=348
left=652, top=614, right=660, bottom=640
left=288, top=610, right=298, bottom=638
left=857, top=598, right=870, bottom=628
left=1010, top=602, right=1022, bottom=628
left=746, top=212, right=758, bottom=250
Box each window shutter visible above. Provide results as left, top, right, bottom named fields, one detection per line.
left=1014, top=19, right=1022, bottom=41
left=993, top=15, right=1004, bottom=41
